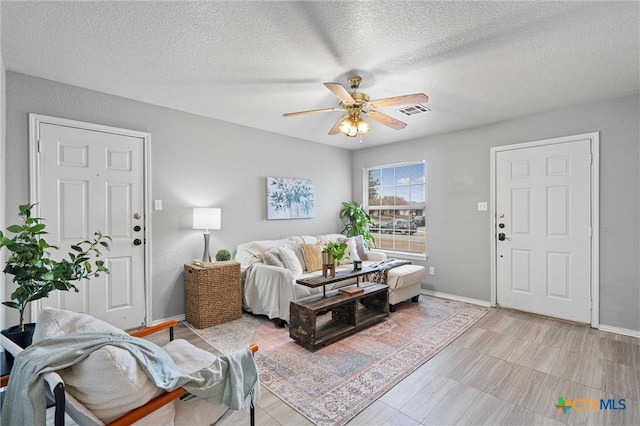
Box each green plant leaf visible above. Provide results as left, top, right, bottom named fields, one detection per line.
left=6, top=225, right=23, bottom=233
left=28, top=223, right=46, bottom=233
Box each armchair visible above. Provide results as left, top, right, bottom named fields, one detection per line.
left=0, top=308, right=258, bottom=425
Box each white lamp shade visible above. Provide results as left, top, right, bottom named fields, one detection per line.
left=193, top=208, right=221, bottom=230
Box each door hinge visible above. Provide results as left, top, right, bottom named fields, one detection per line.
left=37, top=139, right=42, bottom=153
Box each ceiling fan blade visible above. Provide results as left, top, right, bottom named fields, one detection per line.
left=283, top=107, right=340, bottom=117
left=328, top=115, right=349, bottom=135
left=370, top=93, right=429, bottom=109
left=366, top=110, right=407, bottom=130
left=324, top=82, right=356, bottom=104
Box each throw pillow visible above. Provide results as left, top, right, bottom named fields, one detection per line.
left=263, top=247, right=284, bottom=268
left=300, top=243, right=323, bottom=272
left=277, top=246, right=303, bottom=277
left=338, top=237, right=360, bottom=263
left=284, top=242, right=307, bottom=271
left=353, top=235, right=368, bottom=261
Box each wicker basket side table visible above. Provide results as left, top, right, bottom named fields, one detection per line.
left=184, top=261, right=242, bottom=328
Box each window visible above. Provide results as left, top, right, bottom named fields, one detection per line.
left=365, top=161, right=425, bottom=255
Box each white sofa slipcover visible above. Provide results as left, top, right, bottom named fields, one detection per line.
left=235, top=234, right=387, bottom=324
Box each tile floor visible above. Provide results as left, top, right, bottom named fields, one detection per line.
left=59, top=305, right=640, bottom=425
left=189, top=306, right=639, bottom=425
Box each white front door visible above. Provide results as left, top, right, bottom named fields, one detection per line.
left=495, top=136, right=594, bottom=323
left=31, top=115, right=149, bottom=330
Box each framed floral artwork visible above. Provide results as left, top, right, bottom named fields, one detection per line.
left=266, top=177, right=314, bottom=219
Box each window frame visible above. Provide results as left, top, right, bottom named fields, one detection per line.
left=363, top=160, right=427, bottom=260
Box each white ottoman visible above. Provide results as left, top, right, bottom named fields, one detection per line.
left=386, top=264, right=426, bottom=312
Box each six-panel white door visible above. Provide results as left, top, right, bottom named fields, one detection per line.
left=35, top=121, right=146, bottom=330
left=496, top=139, right=592, bottom=323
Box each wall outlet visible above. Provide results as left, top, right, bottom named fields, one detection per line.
left=154, top=200, right=163, bottom=210
left=429, top=266, right=435, bottom=275
left=477, top=201, right=488, bottom=211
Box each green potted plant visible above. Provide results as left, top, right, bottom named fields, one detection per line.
left=339, top=201, right=376, bottom=248
left=0, top=204, right=111, bottom=347
left=322, top=241, right=347, bottom=266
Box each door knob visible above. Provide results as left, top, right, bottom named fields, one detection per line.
left=133, top=239, right=142, bottom=246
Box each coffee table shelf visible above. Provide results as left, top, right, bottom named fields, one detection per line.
left=289, top=282, right=389, bottom=351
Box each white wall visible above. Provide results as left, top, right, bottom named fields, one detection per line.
left=4, top=72, right=352, bottom=323
left=352, top=94, right=640, bottom=332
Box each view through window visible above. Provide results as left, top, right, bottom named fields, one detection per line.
left=366, top=161, right=425, bottom=255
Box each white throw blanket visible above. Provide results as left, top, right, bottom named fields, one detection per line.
left=1, top=333, right=259, bottom=426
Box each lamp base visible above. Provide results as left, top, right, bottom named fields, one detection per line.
left=202, top=232, right=212, bottom=263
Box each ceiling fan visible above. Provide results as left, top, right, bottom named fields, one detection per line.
left=283, top=76, right=429, bottom=138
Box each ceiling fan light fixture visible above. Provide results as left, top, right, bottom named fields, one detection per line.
left=339, top=115, right=370, bottom=138
left=356, top=117, right=371, bottom=135
left=339, top=117, right=354, bottom=136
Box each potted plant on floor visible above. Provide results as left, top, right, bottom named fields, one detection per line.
left=339, top=201, right=376, bottom=248
left=0, top=204, right=111, bottom=348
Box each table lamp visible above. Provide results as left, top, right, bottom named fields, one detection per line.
left=193, top=208, right=221, bottom=263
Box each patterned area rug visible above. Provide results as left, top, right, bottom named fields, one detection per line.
left=186, top=295, right=488, bottom=426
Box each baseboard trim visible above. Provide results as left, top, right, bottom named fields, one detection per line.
left=598, top=324, right=640, bottom=339
left=421, top=290, right=491, bottom=307
left=152, top=314, right=185, bottom=326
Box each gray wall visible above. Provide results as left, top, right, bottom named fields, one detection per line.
left=5, top=72, right=351, bottom=323
left=352, top=94, right=640, bottom=332
left=4, top=70, right=639, bottom=332
left=0, top=3, right=6, bottom=329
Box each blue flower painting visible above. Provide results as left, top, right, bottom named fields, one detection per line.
left=266, top=177, right=314, bottom=219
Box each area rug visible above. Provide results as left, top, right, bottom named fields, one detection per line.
left=186, top=296, right=488, bottom=426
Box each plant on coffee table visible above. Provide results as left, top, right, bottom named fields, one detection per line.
left=322, top=241, right=347, bottom=266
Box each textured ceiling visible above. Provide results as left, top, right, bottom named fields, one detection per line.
left=2, top=1, right=638, bottom=150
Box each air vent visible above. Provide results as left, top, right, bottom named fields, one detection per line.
left=396, top=104, right=431, bottom=117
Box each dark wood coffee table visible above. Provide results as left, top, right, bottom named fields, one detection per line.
left=295, top=265, right=379, bottom=297
left=290, top=266, right=389, bottom=350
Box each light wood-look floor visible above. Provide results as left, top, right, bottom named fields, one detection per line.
left=155, top=306, right=639, bottom=426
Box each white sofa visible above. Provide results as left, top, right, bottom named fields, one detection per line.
left=234, top=234, right=387, bottom=324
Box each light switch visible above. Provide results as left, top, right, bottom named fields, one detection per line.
left=477, top=201, right=488, bottom=211
left=154, top=200, right=163, bottom=211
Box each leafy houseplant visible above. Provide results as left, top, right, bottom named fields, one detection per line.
left=322, top=241, right=347, bottom=266
left=0, top=204, right=111, bottom=334
left=215, top=249, right=231, bottom=262
left=339, top=201, right=376, bottom=248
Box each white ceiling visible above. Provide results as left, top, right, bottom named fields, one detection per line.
left=2, top=1, right=638, bottom=150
